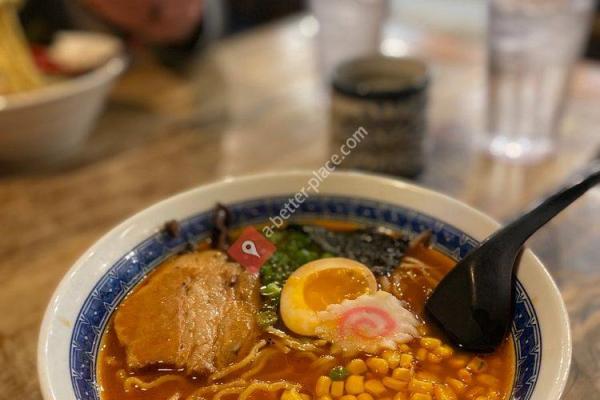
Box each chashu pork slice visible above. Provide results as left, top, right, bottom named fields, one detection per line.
left=113, top=250, right=261, bottom=376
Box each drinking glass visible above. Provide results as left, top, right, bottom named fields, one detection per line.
left=309, top=0, right=389, bottom=80
left=485, top=0, right=595, bottom=163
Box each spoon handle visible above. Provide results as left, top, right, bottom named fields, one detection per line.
left=494, top=160, right=600, bottom=251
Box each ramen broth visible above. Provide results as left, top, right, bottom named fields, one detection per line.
left=97, top=221, right=515, bottom=400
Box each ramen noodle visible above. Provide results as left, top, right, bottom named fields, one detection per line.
left=0, top=0, right=43, bottom=94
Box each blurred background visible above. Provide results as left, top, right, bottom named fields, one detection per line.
left=1, top=1, right=600, bottom=398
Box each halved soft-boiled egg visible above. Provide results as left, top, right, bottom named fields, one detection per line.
left=280, top=257, right=377, bottom=336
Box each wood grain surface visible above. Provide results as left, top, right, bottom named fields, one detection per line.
left=1, top=16, right=599, bottom=399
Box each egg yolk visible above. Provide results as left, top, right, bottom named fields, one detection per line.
left=303, top=268, right=371, bottom=311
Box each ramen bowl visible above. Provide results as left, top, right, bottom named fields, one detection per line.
left=0, top=56, right=126, bottom=165
left=38, top=171, right=571, bottom=400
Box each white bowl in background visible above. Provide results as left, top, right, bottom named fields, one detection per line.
left=38, top=171, right=571, bottom=400
left=0, top=56, right=126, bottom=164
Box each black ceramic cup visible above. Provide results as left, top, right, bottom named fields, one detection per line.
left=330, top=55, right=429, bottom=178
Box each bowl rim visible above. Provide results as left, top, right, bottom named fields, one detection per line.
left=0, top=56, right=127, bottom=112
left=37, top=170, right=571, bottom=400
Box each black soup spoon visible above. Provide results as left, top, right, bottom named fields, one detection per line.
left=425, top=160, right=600, bottom=352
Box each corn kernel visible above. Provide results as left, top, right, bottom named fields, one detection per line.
left=410, top=394, right=432, bottom=400
left=416, top=348, right=428, bottom=362
left=364, top=379, right=387, bottom=396
left=433, top=345, right=454, bottom=358
left=281, top=389, right=304, bottom=400
left=382, top=350, right=402, bottom=368
left=318, top=397, right=333, bottom=400
left=420, top=338, right=442, bottom=350
left=340, top=396, right=357, bottom=400
left=409, top=378, right=433, bottom=394
left=398, top=344, right=411, bottom=353
left=427, top=353, right=442, bottom=364
left=457, top=369, right=472, bottom=384
left=415, top=371, right=440, bottom=383
left=399, top=353, right=414, bottom=368
left=347, top=359, right=368, bottom=375
left=433, top=385, right=457, bottom=400
left=445, top=378, right=465, bottom=393
left=474, top=397, right=487, bottom=400
left=346, top=375, right=365, bottom=395
left=393, top=393, right=408, bottom=400
left=476, top=374, right=500, bottom=388
left=357, top=393, right=374, bottom=400
left=466, top=357, right=487, bottom=373
left=316, top=376, right=332, bottom=396
left=331, top=381, right=345, bottom=397
left=392, top=367, right=411, bottom=381
left=447, top=356, right=468, bottom=369
left=366, top=357, right=389, bottom=375
left=382, top=377, right=407, bottom=391
left=301, top=394, right=312, bottom=400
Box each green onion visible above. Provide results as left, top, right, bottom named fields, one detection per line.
left=260, top=282, right=282, bottom=297
left=329, top=366, right=349, bottom=381
left=257, top=228, right=329, bottom=329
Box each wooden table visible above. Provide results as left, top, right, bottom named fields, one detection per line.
left=1, top=16, right=599, bottom=399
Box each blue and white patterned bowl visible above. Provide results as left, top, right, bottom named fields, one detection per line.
left=38, top=171, right=571, bottom=400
